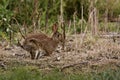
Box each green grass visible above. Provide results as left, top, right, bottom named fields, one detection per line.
left=0, top=66, right=120, bottom=80
left=99, top=22, right=120, bottom=32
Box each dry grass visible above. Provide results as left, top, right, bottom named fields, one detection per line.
left=0, top=34, right=120, bottom=73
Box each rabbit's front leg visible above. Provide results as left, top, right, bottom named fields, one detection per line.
left=35, top=50, right=39, bottom=59
left=35, top=50, right=46, bottom=59
left=30, top=51, right=36, bottom=60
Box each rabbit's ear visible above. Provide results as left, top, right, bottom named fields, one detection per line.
left=52, top=23, right=58, bottom=33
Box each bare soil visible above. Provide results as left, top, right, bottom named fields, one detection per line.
left=0, top=34, right=120, bottom=73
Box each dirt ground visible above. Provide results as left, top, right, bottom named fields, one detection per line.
left=0, top=34, right=120, bottom=72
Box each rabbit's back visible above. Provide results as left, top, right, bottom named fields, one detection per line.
left=24, top=33, right=59, bottom=55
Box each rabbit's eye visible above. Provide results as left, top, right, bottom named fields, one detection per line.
left=57, top=34, right=60, bottom=37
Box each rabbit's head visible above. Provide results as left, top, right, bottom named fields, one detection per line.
left=51, top=23, right=64, bottom=44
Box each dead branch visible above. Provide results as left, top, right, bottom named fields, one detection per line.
left=99, top=34, right=120, bottom=38
left=60, top=61, right=88, bottom=71
left=12, top=17, right=26, bottom=39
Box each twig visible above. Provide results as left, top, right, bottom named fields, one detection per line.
left=60, top=61, right=88, bottom=71
left=12, top=17, right=26, bottom=39
left=73, top=11, right=77, bottom=54
left=80, top=25, right=88, bottom=47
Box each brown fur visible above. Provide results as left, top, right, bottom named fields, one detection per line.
left=22, top=24, right=63, bottom=59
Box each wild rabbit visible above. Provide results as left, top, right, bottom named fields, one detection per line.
left=20, top=23, right=63, bottom=59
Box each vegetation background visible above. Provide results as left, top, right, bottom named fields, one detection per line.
left=0, top=0, right=120, bottom=80
left=0, top=0, right=120, bottom=42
